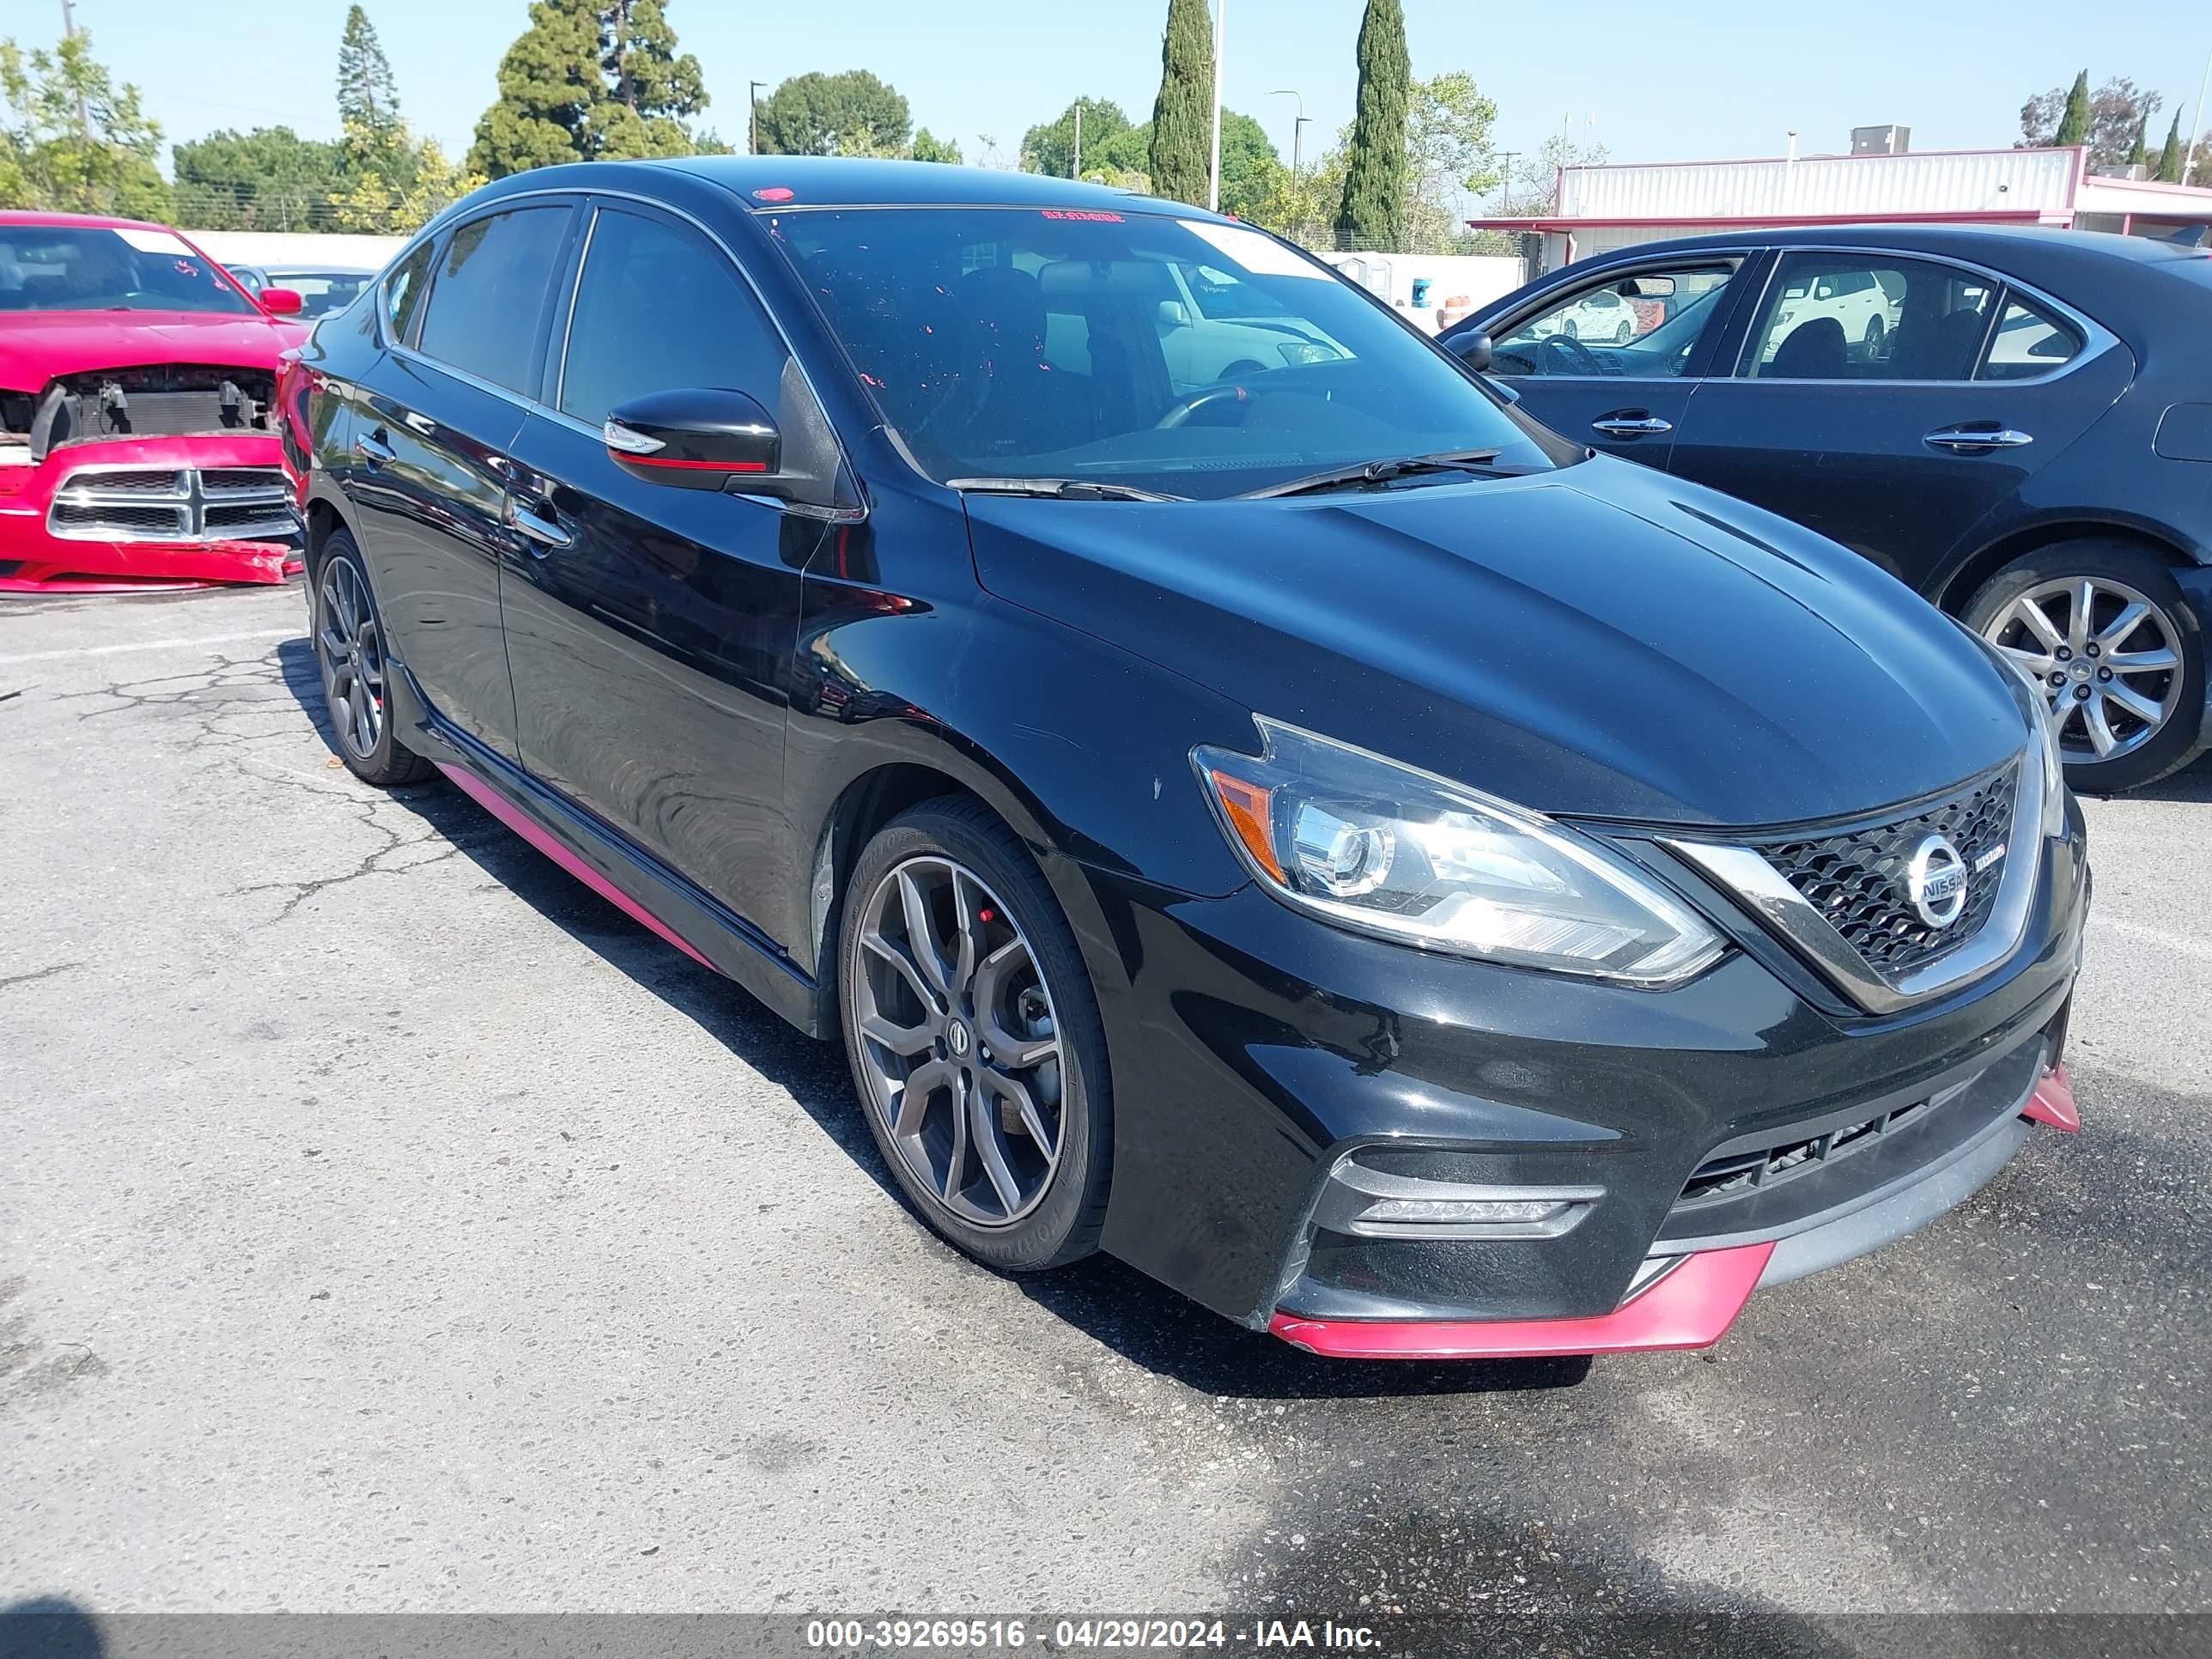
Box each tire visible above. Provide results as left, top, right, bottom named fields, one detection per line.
left=1613, top=320, right=1632, bottom=343
left=311, top=530, right=434, bottom=788
left=1963, top=539, right=2208, bottom=793
left=1564, top=319, right=1580, bottom=340
left=837, top=798, right=1112, bottom=1273
left=1863, top=314, right=1886, bottom=356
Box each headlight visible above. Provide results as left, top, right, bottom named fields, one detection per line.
left=1967, top=624, right=2068, bottom=839
left=1193, top=718, right=1726, bottom=986
left=1278, top=340, right=1341, bottom=366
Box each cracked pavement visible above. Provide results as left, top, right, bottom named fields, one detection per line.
left=3, top=583, right=2209, bottom=1644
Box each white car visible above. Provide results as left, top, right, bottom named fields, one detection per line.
left=1760, top=266, right=1904, bottom=359
left=1152, top=261, right=1346, bottom=386
left=1511, top=285, right=1642, bottom=345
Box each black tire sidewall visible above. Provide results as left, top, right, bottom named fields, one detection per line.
left=1964, top=540, right=2208, bottom=793
left=836, top=801, right=1111, bottom=1273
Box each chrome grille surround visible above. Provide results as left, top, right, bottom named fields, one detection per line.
left=46, top=464, right=291, bottom=544
left=1663, top=740, right=2045, bottom=1016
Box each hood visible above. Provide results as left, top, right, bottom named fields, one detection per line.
left=964, top=459, right=2029, bottom=829
left=0, top=311, right=292, bottom=389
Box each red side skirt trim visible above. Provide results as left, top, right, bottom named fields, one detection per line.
left=1268, top=1241, right=1775, bottom=1361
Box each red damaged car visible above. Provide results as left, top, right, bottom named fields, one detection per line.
left=0, top=210, right=309, bottom=594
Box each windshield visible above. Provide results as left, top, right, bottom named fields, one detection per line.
left=0, top=225, right=256, bottom=316
left=769, top=206, right=1553, bottom=499
left=274, top=271, right=373, bottom=320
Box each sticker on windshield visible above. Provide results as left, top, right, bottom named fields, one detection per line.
left=115, top=228, right=194, bottom=256
left=1182, top=221, right=1327, bottom=278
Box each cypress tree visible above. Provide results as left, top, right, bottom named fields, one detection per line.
left=2053, top=70, right=2091, bottom=148
left=2157, top=111, right=2185, bottom=182
left=1149, top=0, right=1213, bottom=207
left=2127, top=116, right=2148, bottom=170
left=1335, top=0, right=1410, bottom=249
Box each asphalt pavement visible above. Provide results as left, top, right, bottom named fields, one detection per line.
left=3, top=583, right=2207, bottom=1650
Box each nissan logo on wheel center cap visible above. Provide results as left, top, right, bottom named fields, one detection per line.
left=946, top=1019, right=972, bottom=1058
left=1906, top=834, right=1969, bottom=930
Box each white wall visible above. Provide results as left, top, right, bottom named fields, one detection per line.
left=180, top=230, right=407, bottom=273
left=1319, top=252, right=1526, bottom=332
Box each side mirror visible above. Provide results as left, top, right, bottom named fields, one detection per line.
left=258, top=287, right=304, bottom=316
left=604, top=387, right=781, bottom=491
left=1443, top=329, right=1492, bottom=372
left=1156, top=299, right=1191, bottom=330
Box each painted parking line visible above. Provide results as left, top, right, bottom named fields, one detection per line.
left=0, top=626, right=300, bottom=668
left=2089, top=913, right=2212, bottom=965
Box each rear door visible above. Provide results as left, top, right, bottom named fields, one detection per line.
left=344, top=200, right=577, bottom=759
left=495, top=199, right=822, bottom=925
left=1664, top=249, right=2132, bottom=591
left=1483, top=255, right=1752, bottom=471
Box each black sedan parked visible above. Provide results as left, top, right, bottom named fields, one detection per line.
left=1448, top=225, right=2212, bottom=793
left=283, top=160, right=2085, bottom=1359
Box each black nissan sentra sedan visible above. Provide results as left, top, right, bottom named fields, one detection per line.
left=281, top=160, right=2087, bottom=1359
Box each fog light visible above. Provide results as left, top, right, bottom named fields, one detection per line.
left=1358, top=1196, right=1569, bottom=1228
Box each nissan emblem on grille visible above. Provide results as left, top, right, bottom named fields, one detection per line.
left=1906, top=834, right=1968, bottom=929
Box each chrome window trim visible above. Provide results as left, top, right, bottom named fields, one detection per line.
left=1720, top=244, right=2114, bottom=390
left=1662, top=735, right=2045, bottom=1017
left=371, top=183, right=853, bottom=503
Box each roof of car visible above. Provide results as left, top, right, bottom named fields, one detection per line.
left=472, top=155, right=1215, bottom=218
left=1613, top=222, right=2203, bottom=264
left=0, top=209, right=181, bottom=234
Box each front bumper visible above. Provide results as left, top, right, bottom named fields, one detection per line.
left=0, top=434, right=299, bottom=594
left=1067, top=797, right=2088, bottom=1357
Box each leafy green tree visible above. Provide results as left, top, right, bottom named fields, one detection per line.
left=2053, top=71, right=2091, bottom=147
left=0, top=31, right=169, bottom=219
left=755, top=70, right=909, bottom=156
left=337, top=6, right=402, bottom=140
left=1405, top=71, right=1498, bottom=250
left=1148, top=0, right=1212, bottom=205
left=2157, top=111, right=2185, bottom=181
left=1335, top=0, right=1410, bottom=249
left=172, top=126, right=345, bottom=229
left=1215, top=111, right=1284, bottom=220
left=1022, top=97, right=1127, bottom=179
left=470, top=0, right=715, bottom=176
left=2127, top=116, right=2148, bottom=170
left=908, top=127, right=962, bottom=164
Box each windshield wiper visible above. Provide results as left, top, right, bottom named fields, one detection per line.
left=947, top=477, right=1188, bottom=503
left=1237, top=449, right=1507, bottom=500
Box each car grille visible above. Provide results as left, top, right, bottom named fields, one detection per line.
left=1676, top=1094, right=1936, bottom=1210
left=46, top=465, right=291, bottom=544
left=1745, top=762, right=2016, bottom=979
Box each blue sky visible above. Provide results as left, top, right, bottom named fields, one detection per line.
left=35, top=0, right=2212, bottom=186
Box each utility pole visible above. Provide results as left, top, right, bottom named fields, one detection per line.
left=749, top=80, right=767, bottom=156
left=59, top=0, right=94, bottom=143
left=1208, top=0, right=1226, bottom=211
left=1073, top=103, right=1082, bottom=179
left=1270, top=89, right=1308, bottom=182
left=2188, top=48, right=2211, bottom=186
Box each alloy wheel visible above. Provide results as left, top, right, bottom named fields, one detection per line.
left=1984, top=575, right=2183, bottom=762
left=850, top=855, right=1065, bottom=1228
left=316, top=557, right=386, bottom=759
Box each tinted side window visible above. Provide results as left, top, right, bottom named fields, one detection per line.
left=1492, top=263, right=1737, bottom=380
left=557, top=207, right=787, bottom=422
left=416, top=206, right=572, bottom=392
left=383, top=239, right=436, bottom=345
left=1744, top=252, right=1995, bottom=382
left=1979, top=294, right=2082, bottom=380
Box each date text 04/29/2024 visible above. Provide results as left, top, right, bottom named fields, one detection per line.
left=802, top=1618, right=1382, bottom=1650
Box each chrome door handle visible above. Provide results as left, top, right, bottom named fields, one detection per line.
left=1592, top=415, right=1674, bottom=437
left=1924, top=426, right=2033, bottom=452
left=352, top=428, right=395, bottom=464
left=502, top=492, right=572, bottom=552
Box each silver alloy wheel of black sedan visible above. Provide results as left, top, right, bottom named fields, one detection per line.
left=850, top=854, right=1065, bottom=1227
left=316, top=555, right=386, bottom=759
left=1983, top=575, right=2184, bottom=763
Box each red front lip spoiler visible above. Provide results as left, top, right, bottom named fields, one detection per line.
left=1271, top=1242, right=1776, bottom=1361
left=1273, top=1062, right=2082, bottom=1360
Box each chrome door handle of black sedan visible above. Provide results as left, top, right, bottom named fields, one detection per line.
left=1924, top=426, right=2034, bottom=452
left=502, top=492, right=573, bottom=551
left=1592, top=415, right=1674, bottom=437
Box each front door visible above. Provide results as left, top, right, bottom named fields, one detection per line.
left=343, top=202, right=575, bottom=760
left=497, top=201, right=822, bottom=927
left=1664, top=249, right=2130, bottom=592
left=1485, top=257, right=1749, bottom=471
